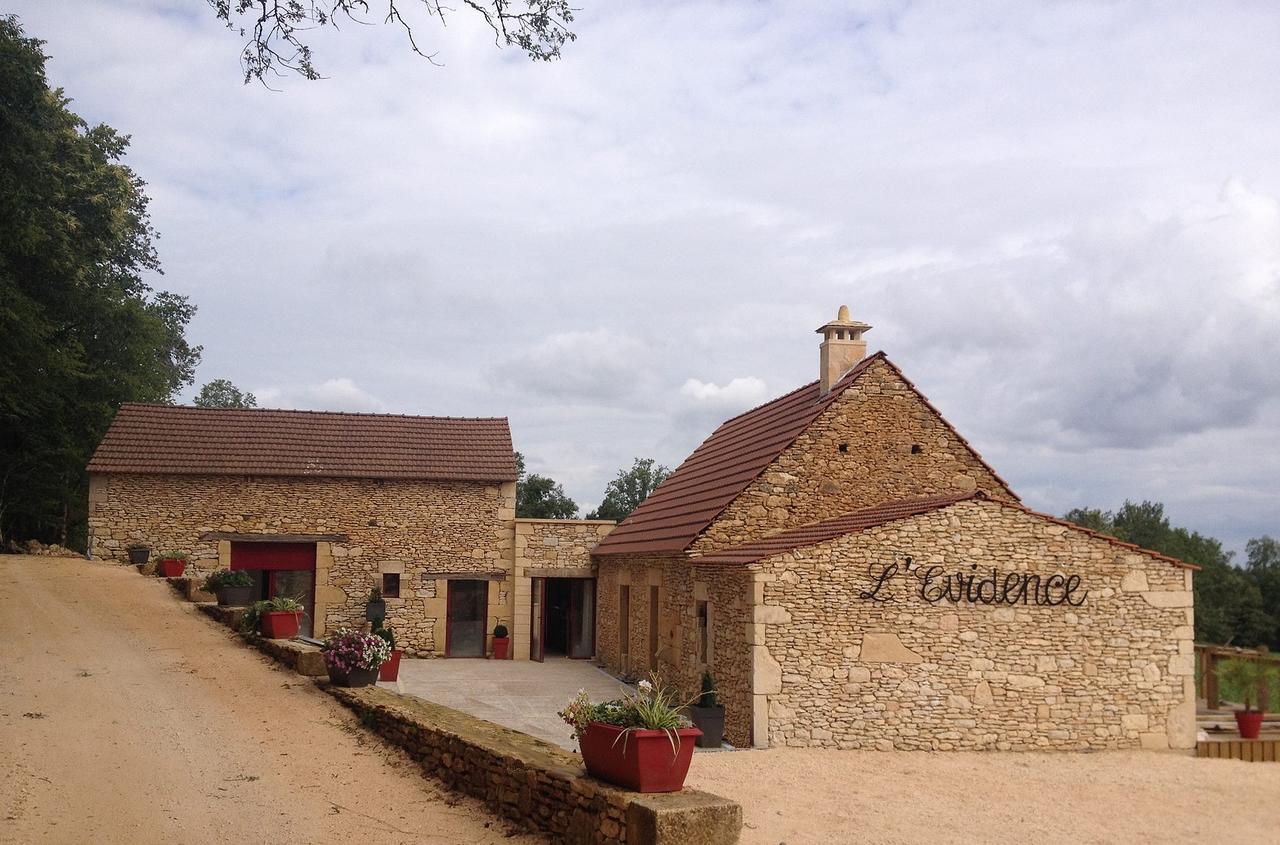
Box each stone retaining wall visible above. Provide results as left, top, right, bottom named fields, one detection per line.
left=328, top=685, right=741, bottom=845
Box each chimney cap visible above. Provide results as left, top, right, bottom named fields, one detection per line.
left=816, top=305, right=871, bottom=335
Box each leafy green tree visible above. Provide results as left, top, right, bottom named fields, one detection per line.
left=1245, top=537, right=1280, bottom=649
left=0, top=16, right=200, bottom=549
left=1061, top=500, right=1276, bottom=648
left=194, top=379, right=258, bottom=409
left=514, top=452, right=577, bottom=519
left=208, top=0, right=577, bottom=84
left=586, top=458, right=670, bottom=522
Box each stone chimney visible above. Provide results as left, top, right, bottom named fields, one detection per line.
left=816, top=305, right=872, bottom=396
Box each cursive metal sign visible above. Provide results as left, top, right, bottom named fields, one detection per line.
left=858, top=556, right=1087, bottom=607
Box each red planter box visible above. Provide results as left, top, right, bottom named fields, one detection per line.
left=157, top=558, right=186, bottom=578
left=491, top=637, right=510, bottom=660
left=260, top=610, right=302, bottom=639
left=379, top=650, right=403, bottom=682
left=1236, top=710, right=1266, bottom=740
left=579, top=722, right=701, bottom=793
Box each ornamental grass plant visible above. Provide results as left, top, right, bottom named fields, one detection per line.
left=558, top=675, right=693, bottom=751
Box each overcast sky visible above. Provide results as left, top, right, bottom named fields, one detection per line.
left=13, top=1, right=1279, bottom=555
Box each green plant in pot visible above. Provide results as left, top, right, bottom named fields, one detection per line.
left=202, top=569, right=255, bottom=607
left=156, top=551, right=188, bottom=578
left=241, top=596, right=305, bottom=640
left=127, top=544, right=151, bottom=566
left=491, top=622, right=510, bottom=660
left=1216, top=657, right=1279, bottom=739
left=689, top=670, right=726, bottom=749
left=365, top=586, right=386, bottom=625
left=374, top=624, right=403, bottom=682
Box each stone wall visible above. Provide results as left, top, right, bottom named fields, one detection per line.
left=691, top=357, right=1015, bottom=555
left=595, top=554, right=755, bottom=747
left=328, top=685, right=742, bottom=845
left=88, top=472, right=516, bottom=656
left=512, top=518, right=614, bottom=661
left=753, top=498, right=1197, bottom=751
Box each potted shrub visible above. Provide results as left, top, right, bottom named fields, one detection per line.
left=365, top=587, right=386, bottom=625
left=374, top=625, right=403, bottom=682
left=688, top=671, right=725, bottom=749
left=156, top=551, right=187, bottom=578
left=256, top=596, right=305, bottom=639
left=559, top=677, right=701, bottom=793
left=491, top=623, right=510, bottom=660
left=1216, top=657, right=1279, bottom=739
left=202, top=569, right=255, bottom=607
left=127, top=544, right=151, bottom=566
left=322, top=628, right=391, bottom=687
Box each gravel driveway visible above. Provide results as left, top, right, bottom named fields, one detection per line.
left=0, top=555, right=538, bottom=844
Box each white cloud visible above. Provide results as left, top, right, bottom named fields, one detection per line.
left=254, top=378, right=387, bottom=413
left=679, top=377, right=770, bottom=407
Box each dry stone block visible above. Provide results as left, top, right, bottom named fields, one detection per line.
left=859, top=632, right=923, bottom=664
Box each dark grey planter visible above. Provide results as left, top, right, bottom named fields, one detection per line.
left=328, top=666, right=378, bottom=687
left=216, top=584, right=255, bottom=607
left=365, top=600, right=386, bottom=624
left=128, top=547, right=150, bottom=565
left=689, top=705, right=725, bottom=748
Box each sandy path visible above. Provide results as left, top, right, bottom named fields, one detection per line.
left=0, top=555, right=538, bottom=844
left=687, top=744, right=1280, bottom=844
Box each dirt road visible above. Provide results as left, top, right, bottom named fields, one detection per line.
left=0, top=555, right=537, bottom=844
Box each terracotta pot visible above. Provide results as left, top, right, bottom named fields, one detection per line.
left=379, top=650, right=403, bottom=682
left=157, top=558, right=186, bottom=578
left=260, top=610, right=302, bottom=639
left=328, top=666, right=378, bottom=687
left=1235, top=709, right=1266, bottom=740
left=579, top=722, right=701, bottom=792
left=491, top=637, right=510, bottom=660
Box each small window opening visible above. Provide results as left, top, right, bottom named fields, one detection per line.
left=696, top=600, right=710, bottom=665
left=838, top=443, right=849, bottom=453
left=910, top=444, right=923, bottom=454
left=382, top=572, right=401, bottom=598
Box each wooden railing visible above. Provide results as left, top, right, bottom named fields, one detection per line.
left=1195, top=644, right=1279, bottom=710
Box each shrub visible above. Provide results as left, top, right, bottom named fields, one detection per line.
left=698, top=671, right=718, bottom=708
left=158, top=550, right=188, bottom=560
left=493, top=623, right=509, bottom=638
left=1216, top=658, right=1280, bottom=712
left=322, top=628, right=391, bottom=673
left=367, top=587, right=382, bottom=603
left=373, top=624, right=397, bottom=651
left=238, top=596, right=303, bottom=634
left=558, top=675, right=692, bottom=746
left=202, top=569, right=253, bottom=592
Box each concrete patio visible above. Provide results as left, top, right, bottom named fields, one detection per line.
left=383, top=657, right=633, bottom=750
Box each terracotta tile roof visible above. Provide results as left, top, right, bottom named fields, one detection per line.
left=697, top=491, right=983, bottom=564
left=87, top=403, right=517, bottom=482
left=592, top=352, right=1015, bottom=556
left=697, top=491, right=1197, bottom=570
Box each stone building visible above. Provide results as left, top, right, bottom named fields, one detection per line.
left=87, top=405, right=612, bottom=658
left=592, top=307, right=1196, bottom=752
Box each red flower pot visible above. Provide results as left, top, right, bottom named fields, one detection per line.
left=579, top=722, right=701, bottom=793
left=379, top=650, right=403, bottom=682
left=260, top=610, right=302, bottom=639
left=157, top=558, right=186, bottom=578
left=492, top=637, right=510, bottom=660
left=1235, top=710, right=1266, bottom=740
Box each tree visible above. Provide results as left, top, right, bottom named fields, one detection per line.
left=194, top=379, right=258, bottom=409
left=1061, top=500, right=1276, bottom=648
left=1245, top=537, right=1280, bottom=649
left=514, top=452, right=577, bottom=519
left=208, top=1, right=577, bottom=84
left=586, top=458, right=670, bottom=522
left=0, top=17, right=200, bottom=549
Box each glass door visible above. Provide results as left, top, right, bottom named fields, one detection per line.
left=530, top=577, right=545, bottom=662
left=567, top=578, right=595, bottom=659
left=446, top=580, right=487, bottom=657
left=271, top=570, right=315, bottom=638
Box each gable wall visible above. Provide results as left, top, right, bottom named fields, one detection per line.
left=753, top=499, right=1196, bottom=751
left=691, top=358, right=1015, bottom=555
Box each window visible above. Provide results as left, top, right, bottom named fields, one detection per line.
left=382, top=572, right=401, bottom=598
left=619, top=585, right=631, bottom=671
left=697, top=600, right=710, bottom=665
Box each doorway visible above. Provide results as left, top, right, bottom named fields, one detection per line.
left=230, top=542, right=316, bottom=638
left=530, top=577, right=594, bottom=661
left=446, top=580, right=488, bottom=657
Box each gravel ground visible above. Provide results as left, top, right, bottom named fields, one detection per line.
left=0, top=555, right=538, bottom=844
left=686, top=740, right=1280, bottom=844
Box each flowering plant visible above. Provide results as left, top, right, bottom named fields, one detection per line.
left=321, top=628, right=391, bottom=673
left=558, top=676, right=692, bottom=744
